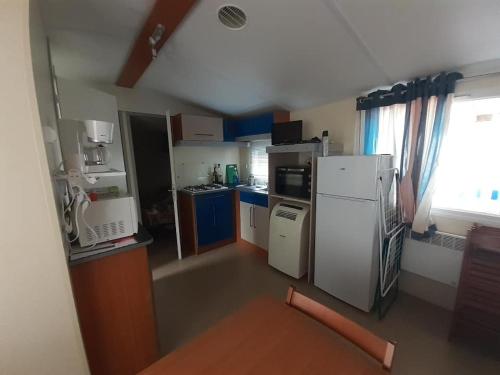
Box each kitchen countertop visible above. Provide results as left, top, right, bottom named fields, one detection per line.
left=180, top=186, right=235, bottom=196
left=68, top=225, right=154, bottom=266
left=179, top=185, right=268, bottom=196
left=235, top=185, right=268, bottom=195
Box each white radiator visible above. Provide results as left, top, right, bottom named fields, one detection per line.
left=401, top=232, right=465, bottom=287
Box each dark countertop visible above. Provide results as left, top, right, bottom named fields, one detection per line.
left=68, top=225, right=154, bottom=266
left=235, top=185, right=268, bottom=195
left=180, top=186, right=235, bottom=196
left=180, top=185, right=268, bottom=196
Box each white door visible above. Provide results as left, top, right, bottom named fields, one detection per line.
left=166, top=111, right=182, bottom=260
left=253, top=205, right=269, bottom=250
left=314, top=193, right=379, bottom=312
left=240, top=201, right=255, bottom=244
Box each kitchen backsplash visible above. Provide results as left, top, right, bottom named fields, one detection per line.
left=173, top=146, right=240, bottom=188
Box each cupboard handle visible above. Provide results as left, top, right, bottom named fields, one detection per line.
left=253, top=205, right=257, bottom=228
left=194, top=133, right=214, bottom=137
left=249, top=205, right=253, bottom=228
left=213, top=203, right=216, bottom=226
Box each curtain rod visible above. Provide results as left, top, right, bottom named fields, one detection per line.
left=460, top=70, right=500, bottom=82
left=359, top=71, right=500, bottom=101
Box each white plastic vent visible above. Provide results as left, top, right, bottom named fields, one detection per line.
left=218, top=5, right=247, bottom=30
left=407, top=231, right=466, bottom=251
left=276, top=210, right=297, bottom=221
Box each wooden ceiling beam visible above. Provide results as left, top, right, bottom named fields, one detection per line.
left=116, top=0, right=197, bottom=88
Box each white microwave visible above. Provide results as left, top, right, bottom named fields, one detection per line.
left=76, top=196, right=138, bottom=247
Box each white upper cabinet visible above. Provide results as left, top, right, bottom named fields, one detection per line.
left=57, top=78, right=119, bottom=124
left=172, top=114, right=223, bottom=142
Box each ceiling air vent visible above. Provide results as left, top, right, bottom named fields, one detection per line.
left=218, top=5, right=247, bottom=30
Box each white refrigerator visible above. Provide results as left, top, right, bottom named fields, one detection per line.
left=314, top=155, right=392, bottom=312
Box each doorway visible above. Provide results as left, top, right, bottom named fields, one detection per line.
left=124, top=113, right=179, bottom=269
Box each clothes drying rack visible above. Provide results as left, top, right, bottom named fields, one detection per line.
left=376, top=168, right=406, bottom=319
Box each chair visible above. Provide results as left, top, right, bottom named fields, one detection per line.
left=285, top=286, right=396, bottom=371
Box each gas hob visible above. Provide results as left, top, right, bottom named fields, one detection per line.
left=182, top=184, right=229, bottom=195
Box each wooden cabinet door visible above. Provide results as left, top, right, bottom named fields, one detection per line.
left=254, top=205, right=269, bottom=250
left=181, top=114, right=223, bottom=141
left=240, top=201, right=255, bottom=244
left=70, top=247, right=158, bottom=375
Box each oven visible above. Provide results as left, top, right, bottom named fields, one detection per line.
left=275, top=166, right=311, bottom=199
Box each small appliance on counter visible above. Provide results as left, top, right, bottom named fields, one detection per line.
left=272, top=120, right=302, bottom=145
left=59, top=119, right=118, bottom=174
left=226, top=164, right=239, bottom=186
left=76, top=196, right=138, bottom=247
left=275, top=166, right=311, bottom=199
left=268, top=201, right=311, bottom=278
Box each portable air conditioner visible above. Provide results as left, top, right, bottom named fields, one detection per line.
left=268, top=201, right=310, bottom=278
left=76, top=196, right=138, bottom=247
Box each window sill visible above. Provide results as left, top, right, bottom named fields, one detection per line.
left=432, top=207, right=500, bottom=227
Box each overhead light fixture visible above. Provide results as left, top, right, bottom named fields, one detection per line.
left=149, top=24, right=166, bottom=59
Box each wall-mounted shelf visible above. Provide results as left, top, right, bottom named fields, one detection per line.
left=266, top=142, right=343, bottom=154
left=174, top=140, right=249, bottom=148
left=267, top=143, right=321, bottom=285
left=266, top=143, right=321, bottom=154
left=55, top=169, right=126, bottom=180
left=269, top=193, right=311, bottom=205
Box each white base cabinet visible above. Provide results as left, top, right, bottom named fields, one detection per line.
left=239, top=192, right=269, bottom=250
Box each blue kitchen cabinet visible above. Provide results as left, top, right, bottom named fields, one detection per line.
left=224, top=112, right=288, bottom=141
left=223, top=119, right=237, bottom=141
left=194, top=194, right=216, bottom=246
left=195, top=191, right=234, bottom=247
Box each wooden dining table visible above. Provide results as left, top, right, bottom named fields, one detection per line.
left=139, top=296, right=389, bottom=374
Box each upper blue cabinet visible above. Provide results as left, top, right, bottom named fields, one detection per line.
left=223, top=111, right=290, bottom=141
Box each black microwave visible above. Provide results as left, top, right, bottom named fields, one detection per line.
left=275, top=166, right=311, bottom=199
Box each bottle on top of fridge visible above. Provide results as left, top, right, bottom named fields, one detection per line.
left=322, top=130, right=329, bottom=157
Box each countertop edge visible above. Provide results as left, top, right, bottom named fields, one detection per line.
left=68, top=225, right=154, bottom=266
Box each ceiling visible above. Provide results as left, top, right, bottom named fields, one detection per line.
left=42, top=0, right=500, bottom=115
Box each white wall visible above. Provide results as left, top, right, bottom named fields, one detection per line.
left=291, top=97, right=357, bottom=154
left=0, top=1, right=88, bottom=374
left=173, top=146, right=241, bottom=188
left=93, top=83, right=217, bottom=117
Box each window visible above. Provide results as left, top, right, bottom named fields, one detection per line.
left=249, top=139, right=271, bottom=184
left=433, top=97, right=500, bottom=217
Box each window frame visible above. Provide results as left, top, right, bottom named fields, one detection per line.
left=431, top=94, right=500, bottom=225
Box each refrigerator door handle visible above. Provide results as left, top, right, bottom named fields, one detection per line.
left=317, top=193, right=376, bottom=203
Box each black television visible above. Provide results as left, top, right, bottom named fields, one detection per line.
left=272, top=120, right=302, bottom=145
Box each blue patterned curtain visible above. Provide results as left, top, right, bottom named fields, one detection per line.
left=363, top=107, right=379, bottom=155
left=356, top=72, right=462, bottom=235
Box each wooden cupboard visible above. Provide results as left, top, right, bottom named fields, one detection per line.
left=450, top=225, right=500, bottom=349
left=70, top=246, right=159, bottom=375
left=178, top=190, right=236, bottom=255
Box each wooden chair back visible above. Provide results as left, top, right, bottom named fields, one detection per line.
left=285, top=286, right=396, bottom=371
